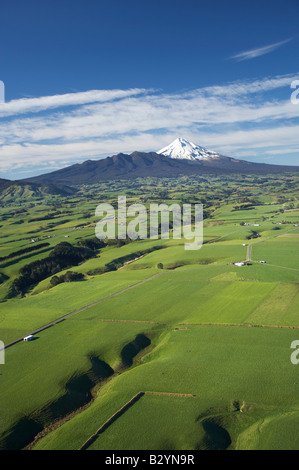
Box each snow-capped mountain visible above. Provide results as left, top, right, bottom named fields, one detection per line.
left=157, top=137, right=222, bottom=161
left=23, top=138, right=299, bottom=185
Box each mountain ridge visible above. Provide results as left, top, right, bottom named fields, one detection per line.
left=20, top=151, right=299, bottom=186
left=16, top=138, right=299, bottom=186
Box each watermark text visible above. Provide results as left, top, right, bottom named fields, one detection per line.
left=95, top=196, right=203, bottom=250
left=0, top=81, right=4, bottom=104
left=290, top=340, right=299, bottom=365
left=291, top=80, right=299, bottom=104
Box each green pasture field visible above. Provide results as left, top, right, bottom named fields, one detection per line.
left=0, top=268, right=158, bottom=344
left=251, top=231, right=299, bottom=269
left=0, top=173, right=298, bottom=450
left=31, top=326, right=299, bottom=451
left=1, top=269, right=299, bottom=449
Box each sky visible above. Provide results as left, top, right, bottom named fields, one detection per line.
left=0, top=0, right=299, bottom=179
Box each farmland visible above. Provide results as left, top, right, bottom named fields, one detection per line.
left=0, top=173, right=299, bottom=450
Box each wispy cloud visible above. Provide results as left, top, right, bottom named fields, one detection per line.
left=0, top=88, right=151, bottom=118
left=230, top=38, right=293, bottom=61
left=0, top=72, right=298, bottom=178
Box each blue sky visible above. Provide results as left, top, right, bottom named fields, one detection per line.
left=0, top=0, right=298, bottom=179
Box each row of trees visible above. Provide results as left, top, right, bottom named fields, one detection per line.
left=7, top=234, right=162, bottom=297
left=8, top=242, right=96, bottom=297
left=0, top=242, right=50, bottom=263
left=50, top=271, right=84, bottom=287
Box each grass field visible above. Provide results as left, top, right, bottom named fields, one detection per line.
left=0, top=173, right=298, bottom=450
left=31, top=326, right=299, bottom=450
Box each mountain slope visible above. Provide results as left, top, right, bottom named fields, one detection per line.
left=22, top=138, right=299, bottom=185
left=22, top=149, right=299, bottom=186
left=23, top=152, right=209, bottom=185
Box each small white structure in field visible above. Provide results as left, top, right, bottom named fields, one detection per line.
left=259, top=260, right=266, bottom=264
left=234, top=262, right=245, bottom=267
left=253, top=224, right=260, bottom=227
left=24, top=335, right=34, bottom=342
left=242, top=243, right=246, bottom=246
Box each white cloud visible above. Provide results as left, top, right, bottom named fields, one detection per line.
left=0, top=88, right=151, bottom=118
left=230, top=38, right=293, bottom=61
left=0, top=73, right=298, bottom=177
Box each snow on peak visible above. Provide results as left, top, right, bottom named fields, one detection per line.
left=157, top=138, right=221, bottom=161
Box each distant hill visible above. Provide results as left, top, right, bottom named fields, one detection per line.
left=0, top=178, right=77, bottom=201
left=22, top=149, right=299, bottom=186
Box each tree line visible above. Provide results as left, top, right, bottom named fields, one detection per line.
left=7, top=240, right=103, bottom=298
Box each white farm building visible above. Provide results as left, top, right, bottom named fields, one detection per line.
left=23, top=335, right=34, bottom=342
